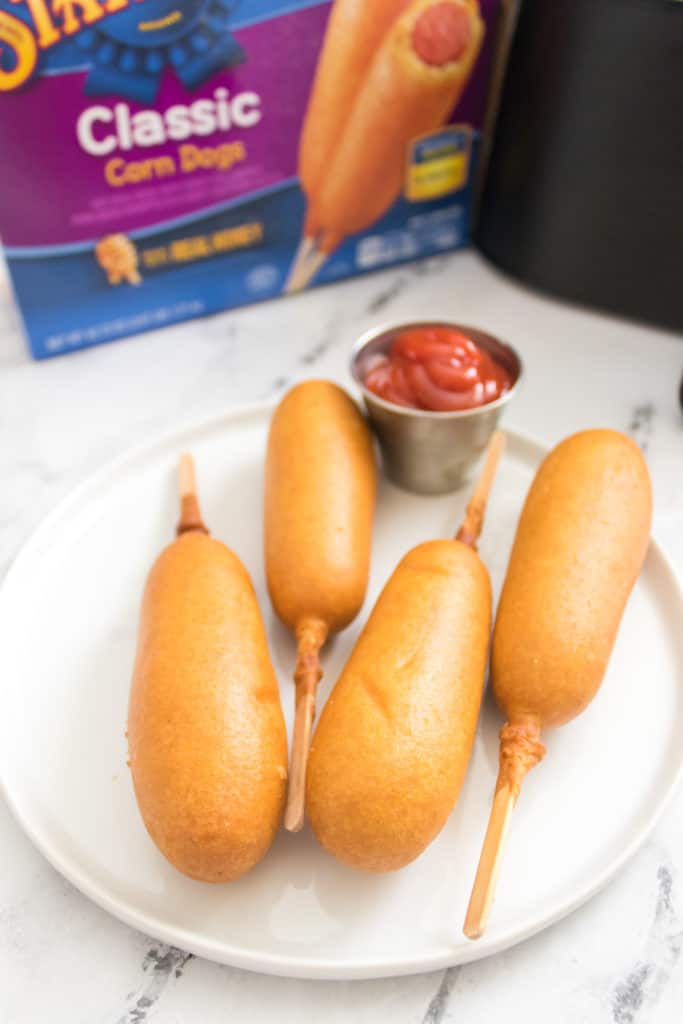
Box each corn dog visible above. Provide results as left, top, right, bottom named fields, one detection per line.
left=264, top=381, right=377, bottom=832
left=307, top=0, right=485, bottom=254
left=464, top=429, right=652, bottom=938
left=298, top=0, right=411, bottom=202
left=128, top=455, right=287, bottom=882
left=306, top=433, right=504, bottom=872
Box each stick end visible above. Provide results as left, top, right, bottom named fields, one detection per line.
left=176, top=452, right=208, bottom=536
left=462, top=898, right=491, bottom=942
left=455, top=429, right=507, bottom=546
left=284, top=244, right=328, bottom=294
left=178, top=452, right=196, bottom=500
left=283, top=802, right=305, bottom=833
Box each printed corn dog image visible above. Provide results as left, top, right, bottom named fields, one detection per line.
left=293, top=0, right=411, bottom=284
left=95, top=234, right=142, bottom=286
left=287, top=0, right=485, bottom=292
left=298, top=0, right=411, bottom=202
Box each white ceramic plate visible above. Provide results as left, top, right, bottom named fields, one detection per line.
left=1, top=404, right=682, bottom=980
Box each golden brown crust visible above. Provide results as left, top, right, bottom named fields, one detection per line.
left=264, top=380, right=376, bottom=636
left=293, top=617, right=328, bottom=708
left=306, top=539, right=491, bottom=871
left=496, top=716, right=545, bottom=798
left=492, top=429, right=652, bottom=729
left=128, top=532, right=287, bottom=882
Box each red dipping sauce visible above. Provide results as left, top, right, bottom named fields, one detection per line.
left=364, top=326, right=513, bottom=412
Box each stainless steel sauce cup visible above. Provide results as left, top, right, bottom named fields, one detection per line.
left=350, top=321, right=522, bottom=495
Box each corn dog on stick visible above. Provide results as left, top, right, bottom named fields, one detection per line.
left=264, top=381, right=377, bottom=833
left=308, top=0, right=485, bottom=254
left=464, top=430, right=652, bottom=939
left=305, top=434, right=504, bottom=871
left=287, top=0, right=410, bottom=294
left=128, top=455, right=288, bottom=882
left=287, top=0, right=485, bottom=292
left=298, top=0, right=411, bottom=202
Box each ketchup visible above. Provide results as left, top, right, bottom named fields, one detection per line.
left=364, top=327, right=513, bottom=412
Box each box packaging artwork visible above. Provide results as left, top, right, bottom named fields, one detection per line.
left=0, top=0, right=501, bottom=358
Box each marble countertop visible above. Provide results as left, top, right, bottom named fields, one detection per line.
left=1, top=250, right=682, bottom=1023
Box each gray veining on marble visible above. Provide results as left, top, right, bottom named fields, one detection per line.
left=421, top=966, right=460, bottom=1023
left=111, top=947, right=193, bottom=1024
left=1, top=249, right=682, bottom=1023
left=610, top=865, right=682, bottom=1024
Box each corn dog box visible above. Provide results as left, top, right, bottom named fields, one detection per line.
left=0, top=0, right=502, bottom=358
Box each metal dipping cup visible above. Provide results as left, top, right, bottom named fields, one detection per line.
left=351, top=322, right=522, bottom=495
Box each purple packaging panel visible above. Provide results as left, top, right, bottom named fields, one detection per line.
left=0, top=0, right=500, bottom=358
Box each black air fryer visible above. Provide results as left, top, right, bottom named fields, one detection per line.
left=476, top=0, right=683, bottom=332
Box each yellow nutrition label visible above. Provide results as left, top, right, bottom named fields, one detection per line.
left=406, top=126, right=472, bottom=202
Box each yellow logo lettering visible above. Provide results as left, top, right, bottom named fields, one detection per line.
left=0, top=10, right=38, bottom=92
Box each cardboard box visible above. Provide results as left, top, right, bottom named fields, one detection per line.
left=0, top=0, right=501, bottom=359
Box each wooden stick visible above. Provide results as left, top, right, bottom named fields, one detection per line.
left=463, top=716, right=545, bottom=940
left=456, top=431, right=506, bottom=548
left=284, top=616, right=329, bottom=832
left=176, top=453, right=208, bottom=536
left=283, top=240, right=328, bottom=294
left=283, top=236, right=314, bottom=293
left=463, top=784, right=517, bottom=940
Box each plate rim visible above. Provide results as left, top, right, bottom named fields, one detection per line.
left=1, top=402, right=682, bottom=980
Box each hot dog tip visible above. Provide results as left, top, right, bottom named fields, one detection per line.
left=411, top=1, right=475, bottom=67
